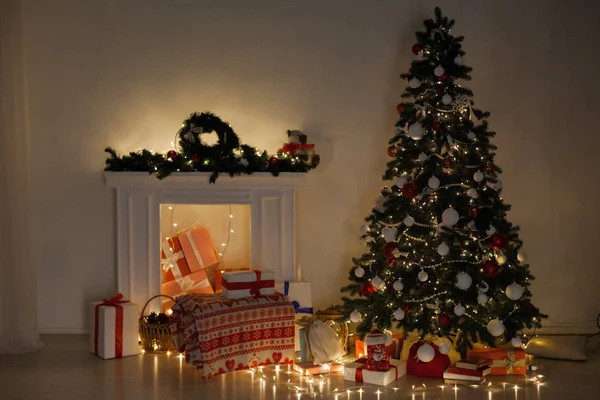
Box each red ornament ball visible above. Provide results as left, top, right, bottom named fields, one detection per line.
left=383, top=242, right=398, bottom=258
left=438, top=314, right=450, bottom=327
left=439, top=73, right=449, bottom=82
left=402, top=304, right=412, bottom=314
left=442, top=157, right=454, bottom=169
left=401, top=183, right=419, bottom=199
left=192, top=154, right=201, bottom=163
left=387, top=145, right=399, bottom=157
left=469, top=207, right=479, bottom=217
left=387, top=257, right=398, bottom=267
left=396, top=104, right=405, bottom=114
left=167, top=150, right=177, bottom=160
left=489, top=234, right=507, bottom=250
left=361, top=281, right=377, bottom=296
left=485, top=162, right=497, bottom=174
left=412, top=43, right=423, bottom=55
left=269, top=156, right=278, bottom=165
left=483, top=260, right=500, bottom=277
left=432, top=121, right=442, bottom=132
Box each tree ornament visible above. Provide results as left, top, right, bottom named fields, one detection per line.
left=350, top=310, right=362, bottom=323
left=434, top=65, right=445, bottom=77
left=454, top=56, right=464, bottom=65
left=517, top=251, right=528, bottom=263
left=467, top=131, right=476, bottom=141
left=167, top=150, right=177, bottom=160
left=359, top=224, right=369, bottom=235
left=354, top=266, right=365, bottom=278
left=393, top=279, right=404, bottom=291
left=473, top=171, right=485, bottom=182
left=483, top=260, right=500, bottom=277
left=484, top=162, right=497, bottom=173
left=506, top=283, right=524, bottom=300
left=409, top=78, right=421, bottom=89
left=396, top=104, right=405, bottom=114
left=469, top=207, right=479, bottom=217
left=442, top=157, right=454, bottom=169
left=496, top=252, right=507, bottom=265
left=371, top=276, right=384, bottom=288
left=408, top=123, right=425, bottom=140
left=477, top=293, right=489, bottom=304
left=438, top=342, right=451, bottom=355
left=490, top=234, right=507, bottom=250
left=394, top=308, right=405, bottom=321
left=387, top=257, right=398, bottom=267
left=361, top=281, right=377, bottom=296
left=412, top=43, right=423, bottom=55
left=428, top=176, right=440, bottom=189
left=511, top=337, right=523, bottom=347
left=402, top=304, right=412, bottom=314
left=387, top=145, right=399, bottom=157
left=439, top=73, right=449, bottom=82
left=455, top=272, right=472, bottom=290
left=402, top=183, right=419, bottom=199
left=487, top=318, right=505, bottom=337
left=486, top=225, right=497, bottom=236
left=442, top=94, right=453, bottom=105
left=417, top=269, right=429, bottom=282
left=467, top=188, right=478, bottom=198
left=432, top=121, right=442, bottom=132
left=418, top=152, right=427, bottom=162
left=397, top=175, right=407, bottom=187
left=437, top=242, right=450, bottom=256
left=438, top=314, right=450, bottom=327
left=441, top=208, right=459, bottom=226
left=269, top=156, right=278, bottom=164
left=454, top=304, right=466, bottom=316
left=383, top=242, right=398, bottom=258
left=416, top=343, right=436, bottom=363
left=403, top=215, right=415, bottom=226
left=382, top=226, right=398, bottom=242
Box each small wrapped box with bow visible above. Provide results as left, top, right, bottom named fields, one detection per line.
left=221, top=269, right=275, bottom=299
left=467, top=348, right=526, bottom=375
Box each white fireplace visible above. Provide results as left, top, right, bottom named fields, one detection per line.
left=105, top=172, right=306, bottom=311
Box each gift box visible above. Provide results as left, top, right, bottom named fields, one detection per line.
left=406, top=341, right=451, bottom=378
left=344, top=358, right=407, bottom=386
left=215, top=267, right=250, bottom=293
left=468, top=348, right=526, bottom=375
left=90, top=294, right=139, bottom=359
left=161, top=237, right=192, bottom=283
left=293, top=362, right=344, bottom=375
left=275, top=281, right=313, bottom=351
left=222, top=269, right=275, bottom=299
left=178, top=226, right=220, bottom=272
left=161, top=270, right=214, bottom=311
left=355, top=333, right=403, bottom=359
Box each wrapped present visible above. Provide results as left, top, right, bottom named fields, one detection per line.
left=293, top=362, right=344, bottom=375
left=161, top=270, right=214, bottom=311
left=222, top=269, right=275, bottom=299
left=468, top=348, right=526, bottom=375
left=275, top=281, right=313, bottom=351
left=364, top=330, right=391, bottom=371
left=283, top=130, right=315, bottom=156
left=356, top=332, right=403, bottom=359
left=407, top=341, right=451, bottom=378
left=215, top=267, right=250, bottom=293
left=178, top=226, right=220, bottom=272
left=161, top=237, right=192, bottom=283
left=344, top=358, right=407, bottom=386
left=90, top=294, right=139, bottom=359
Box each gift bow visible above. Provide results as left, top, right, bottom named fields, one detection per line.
left=102, top=293, right=128, bottom=306
left=177, top=276, right=196, bottom=294
left=282, top=143, right=315, bottom=153
left=491, top=349, right=526, bottom=373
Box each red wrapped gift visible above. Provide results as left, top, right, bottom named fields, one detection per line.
left=177, top=226, right=220, bottom=272
left=221, top=269, right=275, bottom=299
left=161, top=237, right=192, bottom=282
left=161, top=270, right=214, bottom=311
left=468, top=348, right=526, bottom=375
left=407, top=341, right=450, bottom=378
left=355, top=333, right=403, bottom=359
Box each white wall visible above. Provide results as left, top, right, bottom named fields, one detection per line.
left=23, top=0, right=600, bottom=333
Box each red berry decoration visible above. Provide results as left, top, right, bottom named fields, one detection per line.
left=432, top=121, right=442, bottom=132
left=411, top=43, right=423, bottom=55
left=483, top=260, right=500, bottom=277
left=402, top=304, right=412, bottom=314
left=192, top=154, right=201, bottom=163
left=489, top=233, right=507, bottom=250
left=439, top=73, right=449, bottom=82
left=438, top=314, right=450, bottom=327
left=401, top=183, right=419, bottom=199
left=383, top=242, right=398, bottom=258
left=485, top=162, right=497, bottom=174
left=269, top=156, right=278, bottom=165
left=387, top=145, right=399, bottom=157
left=396, top=104, right=405, bottom=114
left=442, top=157, right=454, bottom=169
left=387, top=257, right=398, bottom=267
left=361, top=281, right=377, bottom=296
left=167, top=150, right=177, bottom=160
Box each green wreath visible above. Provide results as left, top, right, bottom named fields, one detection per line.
left=105, top=112, right=318, bottom=183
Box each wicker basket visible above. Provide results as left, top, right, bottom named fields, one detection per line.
left=139, top=294, right=177, bottom=352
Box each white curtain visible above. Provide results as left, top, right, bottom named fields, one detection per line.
left=0, top=0, right=42, bottom=354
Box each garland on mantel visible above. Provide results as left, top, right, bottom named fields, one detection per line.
left=104, top=112, right=319, bottom=183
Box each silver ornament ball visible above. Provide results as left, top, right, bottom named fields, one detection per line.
left=418, top=270, right=429, bottom=282
left=487, top=318, right=505, bottom=337
left=454, top=304, right=466, bottom=316
left=409, top=78, right=421, bottom=89
left=371, top=276, right=383, bottom=288
left=403, top=216, right=415, bottom=227
left=393, top=279, right=404, bottom=291
left=438, top=342, right=451, bottom=355
left=354, top=266, right=365, bottom=278
left=350, top=310, right=362, bottom=323
left=477, top=293, right=489, bottom=304
left=506, top=283, right=524, bottom=301
left=434, top=65, right=445, bottom=77
left=442, top=94, right=453, bottom=105
left=394, top=308, right=405, bottom=321
left=442, top=208, right=460, bottom=226
left=454, top=56, right=464, bottom=66
left=455, top=272, right=472, bottom=290
left=416, top=343, right=436, bottom=363
left=408, top=123, right=425, bottom=140
left=474, top=171, right=485, bottom=182
left=437, top=242, right=450, bottom=256
left=428, top=176, right=440, bottom=189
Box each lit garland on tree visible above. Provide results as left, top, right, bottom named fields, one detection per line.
left=105, top=112, right=318, bottom=183
left=341, top=8, right=546, bottom=357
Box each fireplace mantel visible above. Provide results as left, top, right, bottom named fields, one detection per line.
left=105, top=172, right=306, bottom=311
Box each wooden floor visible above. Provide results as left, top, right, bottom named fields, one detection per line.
left=0, top=335, right=598, bottom=400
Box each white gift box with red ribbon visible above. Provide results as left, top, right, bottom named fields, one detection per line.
left=222, top=269, right=275, bottom=299
left=343, top=358, right=407, bottom=386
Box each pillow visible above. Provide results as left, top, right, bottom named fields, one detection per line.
left=525, top=336, right=587, bottom=361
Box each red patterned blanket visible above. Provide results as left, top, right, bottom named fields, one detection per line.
left=169, top=293, right=295, bottom=378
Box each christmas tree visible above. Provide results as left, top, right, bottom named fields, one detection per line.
left=341, top=8, right=546, bottom=357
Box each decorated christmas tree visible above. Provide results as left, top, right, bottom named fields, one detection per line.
left=341, top=8, right=546, bottom=358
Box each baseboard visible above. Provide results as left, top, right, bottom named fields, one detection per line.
left=39, top=328, right=90, bottom=335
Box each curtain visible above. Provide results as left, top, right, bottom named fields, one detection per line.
left=0, top=0, right=42, bottom=354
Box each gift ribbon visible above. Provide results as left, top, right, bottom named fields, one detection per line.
left=184, top=231, right=206, bottom=269
left=283, top=282, right=314, bottom=314
left=221, top=270, right=274, bottom=297
left=282, top=143, right=315, bottom=154
left=491, top=349, right=526, bottom=374
left=94, top=293, right=129, bottom=358
left=353, top=357, right=398, bottom=383
left=161, top=239, right=186, bottom=279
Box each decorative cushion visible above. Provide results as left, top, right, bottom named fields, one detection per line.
left=525, top=336, right=587, bottom=361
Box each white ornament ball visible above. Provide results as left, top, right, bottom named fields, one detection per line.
left=438, top=342, right=451, bottom=355
left=496, top=252, right=507, bottom=265
left=434, top=65, right=445, bottom=77
left=359, top=224, right=369, bottom=235
left=511, top=337, right=523, bottom=348
left=517, top=251, right=528, bottom=263
left=467, top=131, right=476, bottom=141
left=454, top=56, right=464, bottom=66
left=437, top=242, right=450, bottom=256
left=350, top=310, right=362, bottom=323
left=455, top=272, right=472, bottom=290
left=442, top=94, right=453, bottom=105
left=454, top=304, right=466, bottom=316
left=408, top=123, right=425, bottom=140
left=467, top=188, right=478, bottom=198
left=393, top=279, right=404, bottom=291
left=409, top=78, right=421, bottom=89
left=428, top=176, right=440, bottom=189
left=397, top=175, right=407, bottom=187
left=506, top=283, right=524, bottom=301
left=403, top=216, right=415, bottom=227
left=354, top=266, right=365, bottom=278
left=442, top=208, right=460, bottom=226
left=418, top=152, right=427, bottom=162
left=418, top=270, right=429, bottom=282
left=416, top=343, right=436, bottom=363
left=477, top=293, right=489, bottom=304
left=394, top=308, right=405, bottom=321
left=474, top=171, right=485, bottom=182
left=371, top=276, right=384, bottom=288
left=486, top=225, right=497, bottom=236
left=382, top=226, right=398, bottom=242
left=487, top=318, right=505, bottom=337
